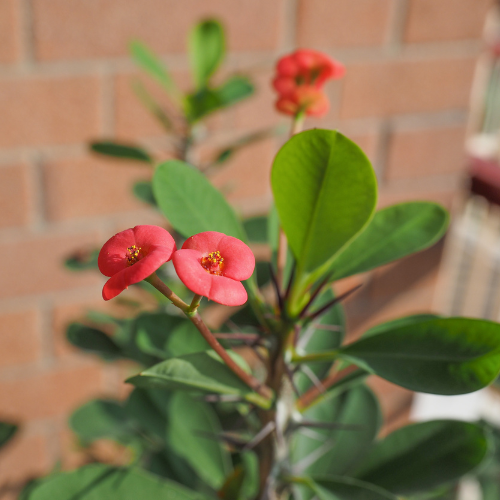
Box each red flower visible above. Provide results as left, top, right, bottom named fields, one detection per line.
left=272, top=49, right=344, bottom=117
left=98, top=225, right=176, bottom=301
left=172, top=231, right=255, bottom=307
left=276, top=86, right=329, bottom=117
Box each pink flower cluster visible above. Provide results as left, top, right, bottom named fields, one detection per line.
left=272, top=49, right=345, bottom=117
left=98, top=226, right=255, bottom=307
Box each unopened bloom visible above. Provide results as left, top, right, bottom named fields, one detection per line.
left=98, top=225, right=176, bottom=301
left=172, top=231, right=255, bottom=306
left=272, top=49, right=345, bottom=117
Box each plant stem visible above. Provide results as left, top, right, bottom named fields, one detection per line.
left=188, top=312, right=273, bottom=401
left=188, top=293, right=203, bottom=313
left=146, top=273, right=190, bottom=312
left=146, top=274, right=273, bottom=403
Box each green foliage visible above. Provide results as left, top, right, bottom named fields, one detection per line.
left=185, top=76, right=254, bottom=122
left=28, top=464, right=208, bottom=500
left=189, top=19, right=225, bottom=88
left=70, top=399, right=132, bottom=444
left=271, top=130, right=377, bottom=288
left=126, top=350, right=271, bottom=408
left=0, top=421, right=17, bottom=449
left=133, top=180, right=157, bottom=207
left=299, top=476, right=398, bottom=500
left=363, top=313, right=440, bottom=338
left=167, top=392, right=232, bottom=489
left=243, top=216, right=268, bottom=243
left=153, top=160, right=246, bottom=240
left=354, top=420, right=489, bottom=495
left=329, top=202, right=449, bottom=280
left=64, top=249, right=99, bottom=271
left=90, top=141, right=152, bottom=163
left=292, top=385, right=381, bottom=476
left=340, top=317, right=500, bottom=394
left=129, top=40, right=179, bottom=98
left=66, top=323, right=122, bottom=360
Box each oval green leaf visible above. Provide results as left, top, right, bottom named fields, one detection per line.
left=153, top=160, right=245, bottom=240
left=329, top=202, right=449, bottom=280
left=271, top=130, right=377, bottom=274
left=354, top=420, right=489, bottom=495
left=66, top=323, right=122, bottom=360
left=292, top=385, right=381, bottom=476
left=0, top=421, right=17, bottom=449
left=126, top=350, right=271, bottom=408
left=90, top=141, right=152, bottom=163
left=168, top=392, right=232, bottom=489
left=28, top=464, right=208, bottom=500
left=189, top=19, right=225, bottom=88
left=340, top=317, right=500, bottom=394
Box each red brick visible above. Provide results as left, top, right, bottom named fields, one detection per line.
left=43, top=156, right=150, bottom=221
left=367, top=376, right=414, bottom=421
left=0, top=310, right=41, bottom=367
left=232, top=68, right=281, bottom=133
left=386, top=125, right=466, bottom=180
left=405, top=0, right=492, bottom=43
left=340, top=57, right=476, bottom=119
left=297, top=0, right=394, bottom=48
left=0, top=164, right=31, bottom=228
left=32, top=0, right=284, bottom=61
left=114, top=72, right=178, bottom=141
left=0, top=432, right=50, bottom=485
left=0, top=364, right=104, bottom=420
left=0, top=232, right=101, bottom=299
left=0, top=0, right=20, bottom=63
left=211, top=139, right=275, bottom=207
left=0, top=76, right=101, bottom=149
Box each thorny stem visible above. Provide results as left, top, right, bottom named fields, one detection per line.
left=147, top=274, right=273, bottom=402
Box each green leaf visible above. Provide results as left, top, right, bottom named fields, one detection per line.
left=364, top=314, right=440, bottom=338
left=340, top=317, right=500, bottom=395
left=28, top=464, right=208, bottom=500
left=186, top=76, right=254, bottom=122
left=90, top=141, right=152, bottom=163
left=243, top=216, right=268, bottom=243
left=129, top=40, right=179, bottom=98
left=218, top=465, right=245, bottom=500
left=126, top=351, right=270, bottom=408
left=131, top=79, right=173, bottom=131
left=292, top=385, right=381, bottom=476
left=298, top=476, right=398, bottom=500
left=354, top=420, right=489, bottom=495
left=168, top=392, right=232, bottom=489
left=271, top=130, right=377, bottom=277
left=66, top=323, right=122, bottom=360
left=153, top=160, right=245, bottom=239
left=0, top=421, right=17, bottom=448
left=133, top=181, right=157, bottom=207
left=64, top=248, right=99, bottom=272
left=329, top=202, right=449, bottom=280
left=70, top=399, right=131, bottom=444
left=189, top=19, right=225, bottom=88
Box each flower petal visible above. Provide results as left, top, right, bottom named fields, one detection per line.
left=218, top=235, right=255, bottom=281
left=181, top=231, right=226, bottom=252
left=172, top=249, right=248, bottom=306
left=98, top=228, right=135, bottom=277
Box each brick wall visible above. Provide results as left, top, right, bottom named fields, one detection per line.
left=0, top=0, right=493, bottom=493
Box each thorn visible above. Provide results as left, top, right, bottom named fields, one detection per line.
left=283, top=261, right=296, bottom=302
left=299, top=365, right=326, bottom=394
left=299, top=272, right=335, bottom=319
left=312, top=323, right=342, bottom=332
left=202, top=394, right=245, bottom=403
left=295, top=420, right=362, bottom=431
left=283, top=363, right=300, bottom=396
left=243, top=421, right=276, bottom=451
left=308, top=284, right=362, bottom=321
left=268, top=263, right=284, bottom=312
left=214, top=333, right=261, bottom=342
left=195, top=430, right=248, bottom=448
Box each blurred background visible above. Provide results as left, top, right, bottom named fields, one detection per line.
left=0, top=0, right=499, bottom=496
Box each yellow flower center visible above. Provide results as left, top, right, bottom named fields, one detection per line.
left=201, top=250, right=224, bottom=276
left=126, top=245, right=141, bottom=265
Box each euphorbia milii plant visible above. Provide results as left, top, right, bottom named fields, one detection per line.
left=31, top=40, right=500, bottom=500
